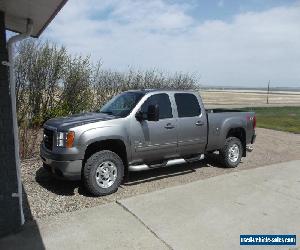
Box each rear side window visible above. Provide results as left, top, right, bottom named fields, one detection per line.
left=175, top=93, right=201, bottom=118
left=141, top=93, right=173, bottom=119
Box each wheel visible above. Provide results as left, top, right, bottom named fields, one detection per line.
left=220, top=137, right=243, bottom=168
left=83, top=150, right=124, bottom=196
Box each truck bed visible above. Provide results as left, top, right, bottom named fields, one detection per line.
left=205, top=109, right=256, bottom=152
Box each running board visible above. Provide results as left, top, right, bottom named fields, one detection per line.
left=128, top=154, right=205, bottom=172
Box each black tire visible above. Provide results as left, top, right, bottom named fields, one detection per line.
left=220, top=137, right=243, bottom=168
left=83, top=150, right=124, bottom=196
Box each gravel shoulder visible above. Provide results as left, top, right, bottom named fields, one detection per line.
left=21, top=128, right=300, bottom=221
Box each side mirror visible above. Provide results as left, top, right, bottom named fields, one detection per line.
left=147, top=104, right=159, bottom=121
left=135, top=111, right=143, bottom=121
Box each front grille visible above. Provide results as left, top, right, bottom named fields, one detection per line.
left=44, top=128, right=54, bottom=150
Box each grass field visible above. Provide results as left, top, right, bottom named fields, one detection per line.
left=241, top=106, right=300, bottom=133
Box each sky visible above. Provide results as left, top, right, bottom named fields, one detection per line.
left=43, top=0, right=300, bottom=87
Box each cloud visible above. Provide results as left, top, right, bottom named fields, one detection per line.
left=44, top=0, right=300, bottom=87
left=218, top=0, right=224, bottom=8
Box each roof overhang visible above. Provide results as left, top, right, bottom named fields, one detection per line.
left=0, top=0, right=68, bottom=37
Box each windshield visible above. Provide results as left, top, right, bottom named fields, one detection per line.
left=99, top=92, right=145, bottom=117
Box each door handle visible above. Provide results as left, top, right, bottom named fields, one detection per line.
left=165, top=123, right=175, bottom=129
left=196, top=121, right=204, bottom=126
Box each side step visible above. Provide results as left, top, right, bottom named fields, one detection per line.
left=128, top=154, right=205, bottom=172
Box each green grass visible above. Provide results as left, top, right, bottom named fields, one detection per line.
left=240, top=106, right=300, bottom=134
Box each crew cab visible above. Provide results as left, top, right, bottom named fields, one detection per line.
left=41, top=90, right=256, bottom=196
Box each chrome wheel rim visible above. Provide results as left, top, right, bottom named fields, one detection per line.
left=95, top=161, right=117, bottom=188
left=228, top=144, right=240, bottom=162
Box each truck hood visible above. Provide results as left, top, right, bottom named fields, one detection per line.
left=44, top=112, right=117, bottom=130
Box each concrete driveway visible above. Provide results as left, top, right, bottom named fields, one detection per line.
left=120, top=160, right=300, bottom=250
left=1, top=160, right=299, bottom=250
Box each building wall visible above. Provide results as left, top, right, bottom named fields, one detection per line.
left=0, top=11, right=21, bottom=237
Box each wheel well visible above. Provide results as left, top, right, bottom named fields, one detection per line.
left=226, top=128, right=246, bottom=156
left=84, top=139, right=128, bottom=167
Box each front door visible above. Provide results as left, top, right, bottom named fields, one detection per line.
left=130, top=93, right=178, bottom=164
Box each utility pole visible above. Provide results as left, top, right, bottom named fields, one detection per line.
left=267, top=80, right=270, bottom=104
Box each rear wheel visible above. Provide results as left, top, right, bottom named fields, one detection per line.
left=220, top=137, right=243, bottom=168
left=83, top=150, right=124, bottom=196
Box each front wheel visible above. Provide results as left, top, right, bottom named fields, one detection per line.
left=220, top=137, right=243, bottom=168
left=83, top=150, right=124, bottom=196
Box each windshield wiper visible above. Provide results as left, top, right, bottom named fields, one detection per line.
left=100, top=111, right=113, bottom=115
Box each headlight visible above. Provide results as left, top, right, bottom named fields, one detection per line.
left=56, top=131, right=75, bottom=148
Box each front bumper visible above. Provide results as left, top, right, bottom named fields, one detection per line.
left=40, top=145, right=82, bottom=180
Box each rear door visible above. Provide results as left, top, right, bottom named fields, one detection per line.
left=130, top=93, right=179, bottom=164
left=174, top=93, right=207, bottom=156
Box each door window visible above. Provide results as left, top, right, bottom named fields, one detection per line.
left=141, top=94, right=173, bottom=119
left=175, top=93, right=201, bottom=118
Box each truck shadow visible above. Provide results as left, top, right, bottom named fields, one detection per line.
left=35, top=168, right=82, bottom=196
left=124, top=154, right=225, bottom=186
left=35, top=154, right=226, bottom=196
left=124, top=167, right=195, bottom=186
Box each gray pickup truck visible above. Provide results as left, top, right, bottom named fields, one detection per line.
left=41, top=89, right=256, bottom=196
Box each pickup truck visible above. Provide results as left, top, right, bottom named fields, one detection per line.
left=41, top=89, right=256, bottom=196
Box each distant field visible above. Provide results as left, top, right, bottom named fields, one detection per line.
left=201, top=90, right=300, bottom=107
left=241, top=106, right=300, bottom=134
